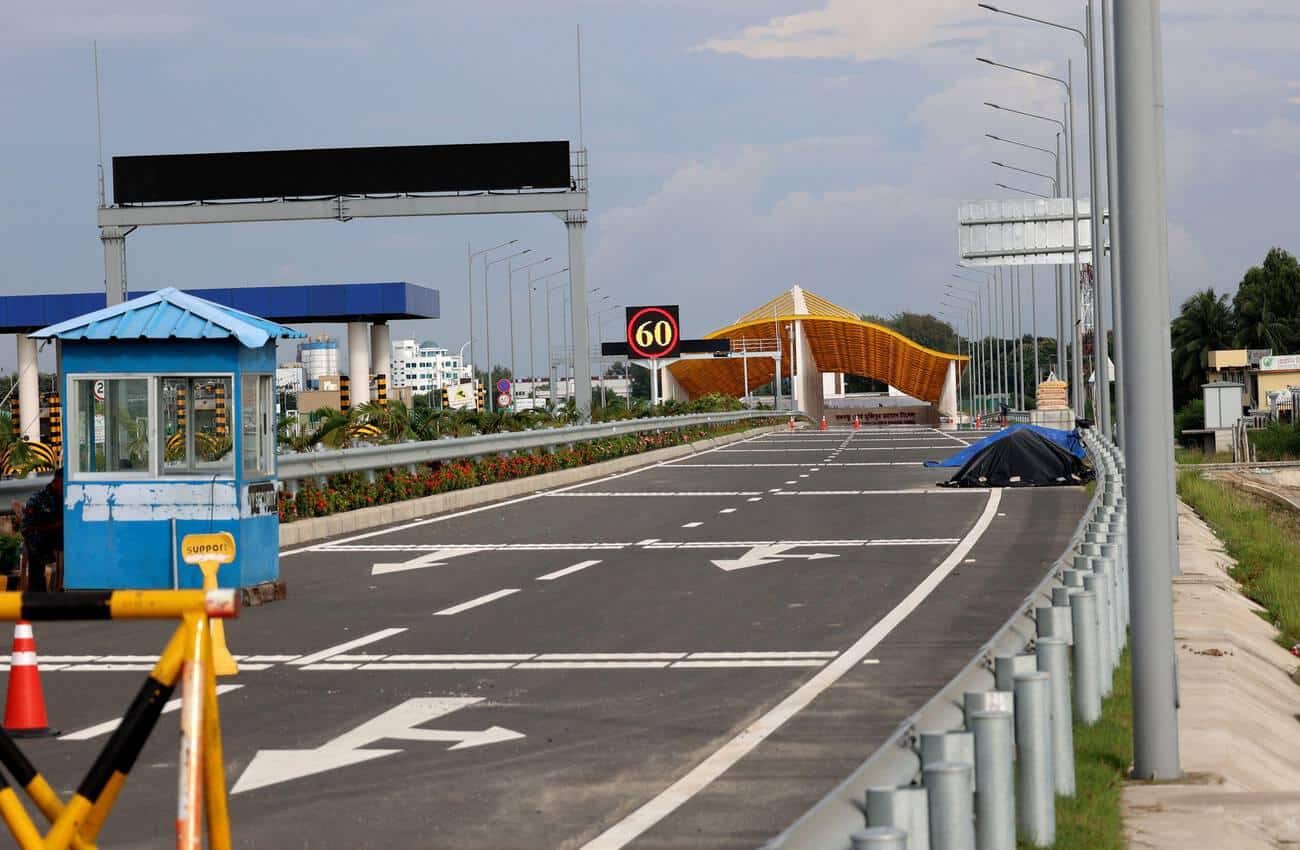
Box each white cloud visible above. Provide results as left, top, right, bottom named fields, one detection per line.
left=698, top=0, right=985, bottom=62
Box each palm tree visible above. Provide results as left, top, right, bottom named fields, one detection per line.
left=1171, top=288, right=1235, bottom=407
left=355, top=400, right=414, bottom=443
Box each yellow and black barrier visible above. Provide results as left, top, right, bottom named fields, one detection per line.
left=0, top=590, right=237, bottom=850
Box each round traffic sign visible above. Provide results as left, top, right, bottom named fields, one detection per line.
left=497, top=392, right=512, bottom=408
left=496, top=378, right=512, bottom=394
left=93, top=380, right=105, bottom=401
left=626, top=305, right=681, bottom=359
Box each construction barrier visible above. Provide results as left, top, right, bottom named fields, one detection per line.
left=0, top=589, right=238, bottom=850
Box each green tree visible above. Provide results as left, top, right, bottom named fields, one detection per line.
left=1171, top=288, right=1235, bottom=408
left=1232, top=248, right=1300, bottom=351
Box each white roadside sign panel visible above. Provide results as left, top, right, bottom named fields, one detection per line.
left=958, top=198, right=1094, bottom=266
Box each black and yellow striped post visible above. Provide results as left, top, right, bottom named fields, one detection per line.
left=44, top=392, right=61, bottom=456
left=340, top=375, right=351, bottom=414
left=440, top=387, right=449, bottom=410
left=476, top=385, right=485, bottom=412
left=8, top=396, right=18, bottom=441
left=213, top=382, right=227, bottom=436
left=375, top=374, right=387, bottom=407
left=177, top=384, right=187, bottom=431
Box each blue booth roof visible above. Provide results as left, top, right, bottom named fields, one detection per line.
left=0, top=282, right=439, bottom=333
left=31, top=287, right=306, bottom=348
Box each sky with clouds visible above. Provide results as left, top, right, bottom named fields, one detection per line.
left=1, top=1, right=1296, bottom=373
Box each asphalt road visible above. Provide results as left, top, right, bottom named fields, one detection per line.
left=14, top=427, right=1087, bottom=850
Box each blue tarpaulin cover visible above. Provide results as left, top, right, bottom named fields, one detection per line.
left=924, top=424, right=1085, bottom=467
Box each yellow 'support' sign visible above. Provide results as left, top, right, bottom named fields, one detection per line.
left=181, top=532, right=236, bottom=565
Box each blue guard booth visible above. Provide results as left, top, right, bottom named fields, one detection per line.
left=31, top=288, right=305, bottom=590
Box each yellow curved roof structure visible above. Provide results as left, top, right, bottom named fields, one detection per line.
left=667, top=286, right=968, bottom=404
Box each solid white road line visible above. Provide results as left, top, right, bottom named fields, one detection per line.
left=282, top=431, right=772, bottom=556
left=537, top=560, right=602, bottom=581
left=548, top=491, right=765, bottom=498
left=686, top=651, right=838, bottom=659
left=672, top=659, right=825, bottom=668
left=289, top=628, right=408, bottom=667
left=433, top=588, right=521, bottom=616
left=60, top=684, right=245, bottom=741
left=579, top=487, right=1004, bottom=850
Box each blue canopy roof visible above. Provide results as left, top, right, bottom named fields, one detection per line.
left=924, top=424, right=1085, bottom=468
left=31, top=287, right=306, bottom=349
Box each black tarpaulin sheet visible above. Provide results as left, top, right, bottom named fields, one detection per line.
left=941, top=427, right=1093, bottom=488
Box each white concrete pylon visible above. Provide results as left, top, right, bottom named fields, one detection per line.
left=16, top=335, right=39, bottom=443
left=348, top=322, right=372, bottom=406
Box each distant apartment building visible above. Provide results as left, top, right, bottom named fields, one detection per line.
left=391, top=339, right=469, bottom=394
left=298, top=335, right=339, bottom=388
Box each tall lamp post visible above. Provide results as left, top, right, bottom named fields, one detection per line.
left=528, top=267, right=569, bottom=410
left=467, top=239, right=518, bottom=396
left=952, top=274, right=992, bottom=414
left=509, top=256, right=553, bottom=409
left=978, top=56, right=1084, bottom=412
left=981, top=1, right=1112, bottom=437
left=484, top=247, right=530, bottom=412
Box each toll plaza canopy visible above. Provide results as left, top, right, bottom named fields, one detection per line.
left=666, top=286, right=967, bottom=409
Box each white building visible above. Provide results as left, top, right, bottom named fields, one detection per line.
left=298, top=335, right=339, bottom=389
left=391, top=339, right=470, bottom=394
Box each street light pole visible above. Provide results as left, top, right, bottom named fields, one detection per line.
left=1102, top=0, right=1126, bottom=448
left=509, top=256, right=553, bottom=410
left=468, top=239, right=518, bottom=400
left=1114, top=0, right=1180, bottom=781
left=981, top=1, right=1110, bottom=433
left=485, top=248, right=531, bottom=412
left=979, top=57, right=1083, bottom=412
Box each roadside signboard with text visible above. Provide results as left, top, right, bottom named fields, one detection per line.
left=625, top=305, right=681, bottom=359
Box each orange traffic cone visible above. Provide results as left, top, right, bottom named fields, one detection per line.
left=853, top=415, right=861, bottom=431
left=820, top=415, right=828, bottom=431
left=4, top=621, right=54, bottom=737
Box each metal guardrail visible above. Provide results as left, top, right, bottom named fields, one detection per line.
left=278, top=410, right=785, bottom=487
left=765, top=432, right=1116, bottom=849
left=0, top=411, right=791, bottom=508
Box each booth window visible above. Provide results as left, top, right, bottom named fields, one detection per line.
left=71, top=378, right=153, bottom=475
left=160, top=376, right=234, bottom=476
left=242, top=374, right=274, bottom=478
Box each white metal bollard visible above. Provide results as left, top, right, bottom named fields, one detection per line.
left=1012, top=672, right=1055, bottom=847
left=1070, top=590, right=1102, bottom=724
left=1035, top=636, right=1076, bottom=796
left=970, top=709, right=1015, bottom=850
left=924, top=762, right=975, bottom=850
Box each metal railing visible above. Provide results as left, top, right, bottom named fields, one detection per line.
left=279, top=410, right=779, bottom=487
left=0, top=410, right=787, bottom=507
left=766, top=430, right=1126, bottom=849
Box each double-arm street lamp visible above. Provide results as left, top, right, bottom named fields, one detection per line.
left=484, top=247, right=530, bottom=411
left=508, top=256, right=553, bottom=408
left=467, top=239, right=518, bottom=389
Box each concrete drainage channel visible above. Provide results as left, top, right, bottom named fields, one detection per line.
left=767, top=431, right=1129, bottom=850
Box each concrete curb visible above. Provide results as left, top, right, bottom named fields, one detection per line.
left=278, top=423, right=780, bottom=548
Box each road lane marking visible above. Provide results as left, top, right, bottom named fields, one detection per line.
left=547, top=491, right=765, bottom=497
left=682, top=522, right=703, bottom=528
left=686, top=651, right=838, bottom=659
left=672, top=660, right=825, bottom=668
left=61, top=684, right=245, bottom=741
left=434, top=588, right=521, bottom=616
left=321, top=538, right=962, bottom=554
left=289, top=628, right=408, bottom=667
left=358, top=662, right=515, bottom=671
left=536, top=652, right=685, bottom=660
left=282, top=431, right=773, bottom=556
left=747, top=497, right=762, bottom=502
left=579, top=487, right=1004, bottom=850
left=718, top=508, right=736, bottom=514
left=537, top=560, right=602, bottom=581
left=515, top=661, right=672, bottom=669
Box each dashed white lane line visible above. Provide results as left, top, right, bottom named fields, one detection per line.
left=682, top=522, right=703, bottom=528
left=434, top=588, right=521, bottom=616
left=289, top=628, right=407, bottom=667
left=579, top=487, right=1004, bottom=850
left=719, top=508, right=737, bottom=514
left=537, top=560, right=602, bottom=581
left=60, top=684, right=245, bottom=741
left=747, top=497, right=762, bottom=502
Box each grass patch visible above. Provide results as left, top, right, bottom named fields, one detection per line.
left=1174, top=447, right=1233, bottom=465
left=1177, top=471, right=1300, bottom=648
left=1043, top=648, right=1133, bottom=850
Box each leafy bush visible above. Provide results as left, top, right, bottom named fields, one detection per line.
left=1173, top=399, right=1204, bottom=437
left=1249, top=422, right=1300, bottom=460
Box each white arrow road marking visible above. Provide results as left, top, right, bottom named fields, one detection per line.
left=372, top=547, right=482, bottom=576
left=710, top=544, right=839, bottom=572
left=232, top=697, right=524, bottom=794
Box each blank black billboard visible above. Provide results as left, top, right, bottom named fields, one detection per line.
left=112, top=141, right=571, bottom=204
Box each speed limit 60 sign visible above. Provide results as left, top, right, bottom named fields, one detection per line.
left=625, top=305, right=681, bottom=359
